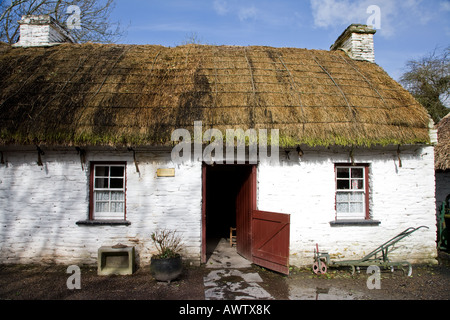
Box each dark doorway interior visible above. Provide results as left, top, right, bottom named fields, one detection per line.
left=204, top=164, right=252, bottom=260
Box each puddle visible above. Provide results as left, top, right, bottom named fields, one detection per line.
left=204, top=269, right=274, bottom=300
left=204, top=238, right=364, bottom=300
left=288, top=285, right=364, bottom=300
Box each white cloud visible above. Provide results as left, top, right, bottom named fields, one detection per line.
left=441, top=0, right=450, bottom=11
left=310, top=0, right=436, bottom=38
left=238, top=6, right=258, bottom=21
left=212, top=0, right=288, bottom=25
left=310, top=0, right=360, bottom=28
left=213, top=1, right=259, bottom=22
left=213, top=0, right=229, bottom=15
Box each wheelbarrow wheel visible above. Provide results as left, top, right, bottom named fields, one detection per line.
left=401, top=262, right=412, bottom=277
left=350, top=265, right=356, bottom=276
left=313, top=261, right=327, bottom=274
left=320, top=262, right=327, bottom=274
left=312, top=261, right=320, bottom=274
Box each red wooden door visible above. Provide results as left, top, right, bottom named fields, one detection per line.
left=235, top=165, right=255, bottom=260
left=252, top=210, right=290, bottom=275
left=201, top=164, right=207, bottom=263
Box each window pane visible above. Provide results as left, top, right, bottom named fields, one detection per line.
left=337, top=179, right=350, bottom=190
left=95, top=191, right=110, bottom=201
left=110, top=178, right=124, bottom=189
left=111, top=191, right=124, bottom=201
left=95, top=166, right=109, bottom=177
left=350, top=202, right=363, bottom=213
left=95, top=202, right=109, bottom=212
left=95, top=178, right=108, bottom=189
left=336, top=192, right=349, bottom=202
left=337, top=168, right=349, bottom=178
left=349, top=192, right=363, bottom=201
left=111, top=202, right=124, bottom=213
left=336, top=202, right=349, bottom=213
left=351, top=168, right=363, bottom=178
left=110, top=166, right=124, bottom=177
left=351, top=179, right=364, bottom=190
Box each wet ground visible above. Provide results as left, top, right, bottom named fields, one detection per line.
left=205, top=238, right=450, bottom=301
left=0, top=238, right=449, bottom=303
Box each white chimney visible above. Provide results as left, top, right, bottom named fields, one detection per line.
left=330, top=24, right=376, bottom=63
left=13, top=15, right=75, bottom=47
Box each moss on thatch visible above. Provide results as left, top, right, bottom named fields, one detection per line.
left=0, top=42, right=431, bottom=148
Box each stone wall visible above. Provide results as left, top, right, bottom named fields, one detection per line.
left=258, top=145, right=437, bottom=266
left=14, top=15, right=74, bottom=47
left=338, top=32, right=375, bottom=63
left=330, top=24, right=376, bottom=63
left=0, top=147, right=202, bottom=266
left=0, top=144, right=437, bottom=267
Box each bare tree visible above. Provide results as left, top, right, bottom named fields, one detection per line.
left=180, top=31, right=204, bottom=45
left=0, top=0, right=125, bottom=44
left=400, top=46, right=450, bottom=124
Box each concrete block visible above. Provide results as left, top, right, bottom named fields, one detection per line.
left=98, top=245, right=135, bottom=275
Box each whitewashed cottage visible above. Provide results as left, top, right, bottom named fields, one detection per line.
left=0, top=16, right=438, bottom=274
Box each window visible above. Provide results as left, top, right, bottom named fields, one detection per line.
left=89, top=162, right=126, bottom=220
left=335, top=164, right=369, bottom=220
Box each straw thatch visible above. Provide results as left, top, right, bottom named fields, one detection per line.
left=435, top=112, right=450, bottom=170
left=0, top=42, right=431, bottom=147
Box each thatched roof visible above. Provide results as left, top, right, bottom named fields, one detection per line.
left=0, top=42, right=432, bottom=148
left=435, top=112, right=450, bottom=170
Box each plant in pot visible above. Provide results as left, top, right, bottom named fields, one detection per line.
left=150, top=229, right=184, bottom=283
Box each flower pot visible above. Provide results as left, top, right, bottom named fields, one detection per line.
left=150, top=255, right=182, bottom=282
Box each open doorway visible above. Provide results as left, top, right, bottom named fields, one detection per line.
left=203, top=164, right=254, bottom=265
left=202, top=163, right=291, bottom=274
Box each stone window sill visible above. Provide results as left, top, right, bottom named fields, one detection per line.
left=329, top=219, right=381, bottom=227
left=76, top=220, right=131, bottom=226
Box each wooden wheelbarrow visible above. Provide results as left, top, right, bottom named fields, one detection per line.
left=313, top=226, right=429, bottom=277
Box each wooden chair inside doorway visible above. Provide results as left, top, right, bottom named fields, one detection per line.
left=229, top=227, right=236, bottom=247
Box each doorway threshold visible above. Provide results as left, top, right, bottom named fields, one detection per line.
left=206, top=238, right=252, bottom=269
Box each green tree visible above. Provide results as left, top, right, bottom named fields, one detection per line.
left=400, top=46, right=450, bottom=124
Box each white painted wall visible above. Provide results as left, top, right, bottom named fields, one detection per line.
left=14, top=15, right=74, bottom=47
left=0, top=144, right=437, bottom=268
left=258, top=145, right=437, bottom=266
left=340, top=32, right=375, bottom=63
left=330, top=25, right=376, bottom=63
left=0, top=147, right=202, bottom=266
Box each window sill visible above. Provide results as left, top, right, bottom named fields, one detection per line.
left=76, top=220, right=131, bottom=226
left=329, top=219, right=380, bottom=227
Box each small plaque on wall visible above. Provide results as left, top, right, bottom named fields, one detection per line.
left=157, top=168, right=175, bottom=177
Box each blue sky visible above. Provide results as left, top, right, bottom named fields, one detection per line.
left=111, top=0, right=450, bottom=81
